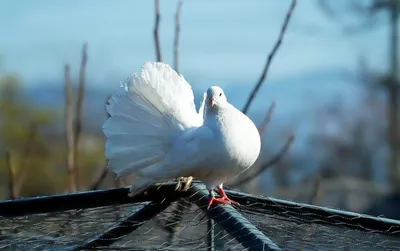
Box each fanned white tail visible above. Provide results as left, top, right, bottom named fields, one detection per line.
left=103, top=62, right=203, bottom=193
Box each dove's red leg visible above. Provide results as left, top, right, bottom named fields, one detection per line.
left=207, top=184, right=240, bottom=209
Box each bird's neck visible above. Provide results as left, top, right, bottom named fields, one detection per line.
left=204, top=104, right=229, bottom=127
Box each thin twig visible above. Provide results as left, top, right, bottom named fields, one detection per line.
left=258, top=101, right=276, bottom=136
left=154, top=0, right=162, bottom=62
left=90, top=166, right=109, bottom=190
left=12, top=122, right=37, bottom=196
left=298, top=173, right=322, bottom=251
left=242, top=0, right=296, bottom=114
left=158, top=5, right=189, bottom=239
left=73, top=41, right=88, bottom=191
left=173, top=0, right=183, bottom=73
left=64, top=63, right=77, bottom=192
left=154, top=199, right=192, bottom=245
left=5, top=151, right=16, bottom=200
left=114, top=174, right=123, bottom=188
left=231, top=134, right=295, bottom=186
left=317, top=0, right=337, bottom=19
left=308, top=172, right=322, bottom=205
left=90, top=96, right=110, bottom=191
left=317, top=0, right=383, bottom=35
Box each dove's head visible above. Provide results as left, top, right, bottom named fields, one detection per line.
left=206, top=86, right=228, bottom=109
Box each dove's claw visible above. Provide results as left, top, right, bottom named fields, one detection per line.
left=207, top=196, right=239, bottom=209
left=207, top=186, right=240, bottom=209
left=175, top=176, right=193, bottom=192
left=175, top=178, right=182, bottom=191
left=183, top=176, right=193, bottom=191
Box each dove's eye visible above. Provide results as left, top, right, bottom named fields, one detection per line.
left=219, top=93, right=222, bottom=97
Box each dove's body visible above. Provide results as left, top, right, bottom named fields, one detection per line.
left=164, top=103, right=260, bottom=189
left=200, top=102, right=260, bottom=188
left=103, top=62, right=261, bottom=201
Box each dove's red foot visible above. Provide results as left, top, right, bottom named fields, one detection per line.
left=207, top=185, right=240, bottom=209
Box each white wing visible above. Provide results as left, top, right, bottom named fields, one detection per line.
left=126, top=125, right=215, bottom=196
left=161, top=126, right=215, bottom=175
left=198, top=92, right=207, bottom=121
left=122, top=62, right=203, bottom=129
left=107, top=62, right=207, bottom=195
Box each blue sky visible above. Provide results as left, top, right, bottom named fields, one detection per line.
left=0, top=0, right=391, bottom=186
left=0, top=0, right=388, bottom=88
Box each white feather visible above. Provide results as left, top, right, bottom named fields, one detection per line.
left=103, top=62, right=261, bottom=197
left=103, top=62, right=203, bottom=187
left=198, top=92, right=207, bottom=120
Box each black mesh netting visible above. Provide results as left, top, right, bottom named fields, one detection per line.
left=236, top=204, right=400, bottom=250
left=0, top=198, right=242, bottom=251
left=0, top=185, right=399, bottom=251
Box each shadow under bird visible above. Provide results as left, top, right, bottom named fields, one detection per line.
left=102, top=62, right=261, bottom=208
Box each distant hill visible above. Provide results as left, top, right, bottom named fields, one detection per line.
left=23, top=69, right=363, bottom=179
left=25, top=67, right=359, bottom=133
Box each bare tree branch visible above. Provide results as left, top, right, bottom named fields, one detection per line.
left=308, top=172, right=322, bottom=205
left=231, top=134, right=295, bottom=187
left=263, top=134, right=295, bottom=167
left=155, top=199, right=192, bottom=245
left=230, top=101, right=290, bottom=187
left=13, top=122, right=37, bottom=196
left=371, top=0, right=399, bottom=11
left=154, top=0, right=162, bottom=62
left=242, top=0, right=296, bottom=114
left=258, top=101, right=276, bottom=136
left=238, top=1, right=297, bottom=187
left=90, top=96, right=110, bottom=191
left=73, top=41, right=88, bottom=191
left=317, top=0, right=337, bottom=19
left=173, top=0, right=183, bottom=73
left=90, top=166, right=109, bottom=190
left=64, top=63, right=77, bottom=192
left=298, top=172, right=322, bottom=251
left=5, top=151, right=16, bottom=200
left=317, top=0, right=385, bottom=35
left=114, top=174, right=123, bottom=188
left=318, top=0, right=367, bottom=19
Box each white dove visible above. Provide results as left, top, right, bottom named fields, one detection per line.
left=103, top=62, right=261, bottom=208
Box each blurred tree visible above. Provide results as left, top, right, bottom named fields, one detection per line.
left=0, top=72, right=108, bottom=198
left=310, top=95, right=386, bottom=181
left=0, top=74, right=55, bottom=198
left=318, top=0, right=400, bottom=190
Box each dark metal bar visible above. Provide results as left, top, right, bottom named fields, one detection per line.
left=66, top=199, right=176, bottom=251
left=0, top=182, right=183, bottom=217
left=214, top=223, right=226, bottom=250
left=207, top=218, right=215, bottom=251
left=207, top=219, right=226, bottom=251
left=2, top=180, right=400, bottom=238
left=189, top=184, right=281, bottom=251
left=225, top=189, right=400, bottom=236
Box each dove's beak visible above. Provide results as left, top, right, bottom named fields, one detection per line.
left=210, top=98, right=216, bottom=107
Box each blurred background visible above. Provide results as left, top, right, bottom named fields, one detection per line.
left=0, top=0, right=399, bottom=220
